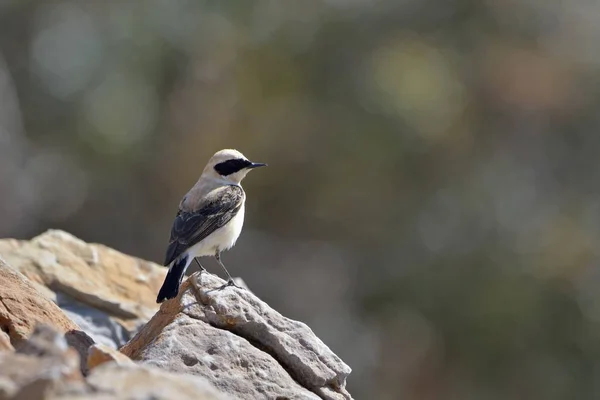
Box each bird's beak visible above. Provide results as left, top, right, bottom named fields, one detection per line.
left=248, top=162, right=267, bottom=169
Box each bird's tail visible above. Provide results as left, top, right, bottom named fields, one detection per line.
left=156, top=256, right=189, bottom=303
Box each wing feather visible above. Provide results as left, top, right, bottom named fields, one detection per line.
left=163, top=185, right=243, bottom=265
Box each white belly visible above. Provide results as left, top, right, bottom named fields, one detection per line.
left=185, top=203, right=245, bottom=258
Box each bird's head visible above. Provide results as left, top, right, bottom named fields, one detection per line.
left=203, top=149, right=267, bottom=184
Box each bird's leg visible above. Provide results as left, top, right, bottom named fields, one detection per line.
left=186, top=257, right=205, bottom=299
left=215, top=251, right=241, bottom=288
left=192, top=258, right=206, bottom=291
left=194, top=257, right=206, bottom=272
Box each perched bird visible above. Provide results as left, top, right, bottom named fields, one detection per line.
left=156, top=149, right=267, bottom=303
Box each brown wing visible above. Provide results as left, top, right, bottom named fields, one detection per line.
left=163, top=185, right=244, bottom=266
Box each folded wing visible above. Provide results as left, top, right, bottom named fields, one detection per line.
left=163, top=185, right=244, bottom=266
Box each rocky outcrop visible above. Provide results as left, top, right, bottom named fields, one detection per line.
left=85, top=364, right=230, bottom=400
left=86, top=343, right=135, bottom=371
left=121, top=272, right=352, bottom=400
left=0, top=257, right=79, bottom=345
left=0, top=324, right=229, bottom=400
left=0, top=324, right=84, bottom=400
left=0, top=230, right=166, bottom=348
left=0, top=230, right=352, bottom=399
left=0, top=255, right=99, bottom=375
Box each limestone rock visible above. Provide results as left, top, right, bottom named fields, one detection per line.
left=0, top=230, right=167, bottom=348
left=0, top=231, right=352, bottom=399
left=122, top=272, right=353, bottom=400
left=0, top=257, right=79, bottom=346
left=64, top=330, right=96, bottom=376
left=0, top=332, right=13, bottom=352
left=59, top=297, right=132, bottom=349
left=0, top=325, right=84, bottom=400
left=0, top=325, right=227, bottom=400
left=84, top=364, right=230, bottom=400
left=87, top=343, right=135, bottom=371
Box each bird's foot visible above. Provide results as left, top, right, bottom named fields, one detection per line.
left=218, top=279, right=242, bottom=290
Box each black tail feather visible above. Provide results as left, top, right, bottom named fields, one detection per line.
left=156, top=257, right=188, bottom=303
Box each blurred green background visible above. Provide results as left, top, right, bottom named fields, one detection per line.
left=2, top=0, right=600, bottom=399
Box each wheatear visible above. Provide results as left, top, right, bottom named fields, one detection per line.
left=156, top=149, right=267, bottom=303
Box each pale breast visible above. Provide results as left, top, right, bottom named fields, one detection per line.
left=186, top=203, right=245, bottom=258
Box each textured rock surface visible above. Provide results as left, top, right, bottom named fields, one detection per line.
left=0, top=231, right=352, bottom=399
left=127, top=312, right=320, bottom=400
left=0, top=230, right=166, bottom=348
left=122, top=272, right=352, bottom=400
left=85, top=364, right=230, bottom=400
left=64, top=330, right=96, bottom=376
left=0, top=325, right=84, bottom=400
left=59, top=297, right=132, bottom=349
left=0, top=325, right=228, bottom=400
left=87, top=343, right=135, bottom=371
left=0, top=332, right=13, bottom=352
left=0, top=257, right=80, bottom=345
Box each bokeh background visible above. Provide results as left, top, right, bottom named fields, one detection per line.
left=2, top=0, right=600, bottom=398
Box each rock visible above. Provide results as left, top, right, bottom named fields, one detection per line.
left=64, top=330, right=96, bottom=376
left=127, top=312, right=320, bottom=400
left=0, top=231, right=352, bottom=399
left=0, top=325, right=228, bottom=400
left=189, top=274, right=353, bottom=400
left=122, top=272, right=353, bottom=400
left=87, top=343, right=135, bottom=371
left=0, top=230, right=167, bottom=348
left=0, top=325, right=84, bottom=400
left=0, top=332, right=12, bottom=352
left=0, top=257, right=94, bottom=374
left=0, top=257, right=79, bottom=346
left=59, top=295, right=132, bottom=349
left=84, top=363, right=230, bottom=400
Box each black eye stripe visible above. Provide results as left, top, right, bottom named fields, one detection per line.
left=214, top=158, right=252, bottom=176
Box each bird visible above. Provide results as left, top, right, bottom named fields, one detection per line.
left=156, top=149, right=267, bottom=303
